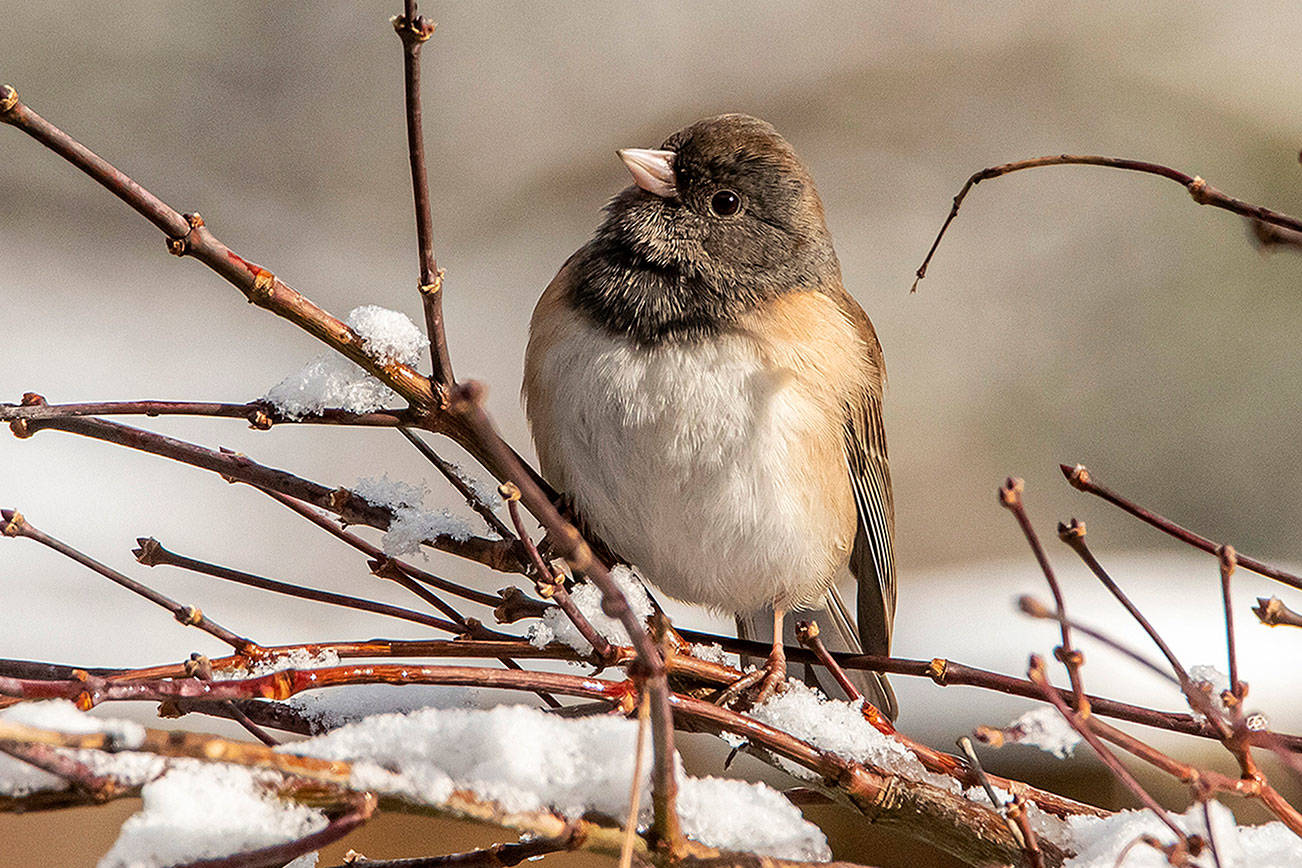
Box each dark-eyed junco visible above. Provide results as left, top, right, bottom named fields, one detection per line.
left=524, top=114, right=896, bottom=717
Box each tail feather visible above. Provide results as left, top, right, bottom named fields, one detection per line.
left=736, top=589, right=897, bottom=720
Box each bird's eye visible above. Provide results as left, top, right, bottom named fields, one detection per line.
left=709, top=189, right=741, bottom=217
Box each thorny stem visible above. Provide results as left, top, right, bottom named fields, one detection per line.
left=133, top=537, right=467, bottom=636
left=1029, top=655, right=1194, bottom=848
left=1061, top=463, right=1302, bottom=592
left=501, top=482, right=615, bottom=664
left=399, top=428, right=515, bottom=540
left=999, top=479, right=1087, bottom=712
left=2, top=510, right=259, bottom=656
left=393, top=1, right=453, bottom=390
left=912, top=154, right=1302, bottom=291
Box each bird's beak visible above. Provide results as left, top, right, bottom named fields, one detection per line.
left=617, top=148, right=677, bottom=198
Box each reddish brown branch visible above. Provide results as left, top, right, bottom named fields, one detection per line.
left=325, top=831, right=577, bottom=868
left=2, top=509, right=259, bottom=656
left=912, top=153, right=1302, bottom=291
left=393, top=2, right=453, bottom=389
left=1058, top=519, right=1190, bottom=684
left=999, top=479, right=1086, bottom=710
left=189, top=792, right=377, bottom=868
left=1028, top=656, right=1191, bottom=847
left=1, top=398, right=412, bottom=432
left=501, top=483, right=614, bottom=664
left=133, top=537, right=468, bottom=635
left=1061, top=463, right=1302, bottom=592
left=398, top=428, right=515, bottom=539
left=1218, top=546, right=1244, bottom=700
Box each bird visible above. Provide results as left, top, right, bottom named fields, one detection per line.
left=523, top=113, right=896, bottom=718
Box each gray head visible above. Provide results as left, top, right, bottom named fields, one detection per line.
left=571, top=114, right=840, bottom=344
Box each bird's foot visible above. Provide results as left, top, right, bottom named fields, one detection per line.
left=715, top=650, right=788, bottom=708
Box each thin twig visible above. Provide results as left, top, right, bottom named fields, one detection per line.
left=393, top=1, right=453, bottom=390
left=2, top=510, right=259, bottom=655
left=1029, top=655, right=1191, bottom=846
left=1, top=398, right=412, bottom=432
left=1061, top=463, right=1302, bottom=592
left=954, top=736, right=1026, bottom=852
left=1057, top=519, right=1191, bottom=684
left=133, top=537, right=468, bottom=635
left=1218, top=546, right=1243, bottom=700
left=999, top=479, right=1086, bottom=711
left=501, top=482, right=614, bottom=664
left=912, top=154, right=1302, bottom=291
left=621, top=692, right=652, bottom=868
left=399, top=428, right=513, bottom=539
left=326, top=834, right=575, bottom=868
left=189, top=792, right=377, bottom=868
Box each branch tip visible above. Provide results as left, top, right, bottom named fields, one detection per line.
left=0, top=85, right=17, bottom=115
left=1060, top=463, right=1090, bottom=489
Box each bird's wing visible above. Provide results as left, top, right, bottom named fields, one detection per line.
left=828, top=290, right=896, bottom=659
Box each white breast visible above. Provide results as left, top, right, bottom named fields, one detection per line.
left=528, top=317, right=850, bottom=615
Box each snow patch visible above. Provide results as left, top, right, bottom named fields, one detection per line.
left=1000, top=706, right=1082, bottom=759
left=100, top=763, right=327, bottom=868
left=527, top=566, right=655, bottom=656
left=263, top=305, right=427, bottom=419
left=1064, top=800, right=1302, bottom=867
left=353, top=473, right=475, bottom=556
left=281, top=704, right=829, bottom=860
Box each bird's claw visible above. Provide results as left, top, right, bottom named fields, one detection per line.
left=714, top=657, right=788, bottom=708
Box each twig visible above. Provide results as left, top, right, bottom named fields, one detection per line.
left=0, top=742, right=125, bottom=802
left=501, top=482, right=614, bottom=664
left=1017, top=596, right=1179, bottom=687
left=2, top=510, right=259, bottom=656
left=1253, top=596, right=1302, bottom=628
left=954, top=736, right=1027, bottom=854
left=795, top=621, right=870, bottom=712
left=1057, top=519, right=1191, bottom=684
left=1028, top=655, right=1191, bottom=847
left=445, top=383, right=685, bottom=854
left=999, top=479, right=1086, bottom=711
left=399, top=428, right=514, bottom=539
left=912, top=154, right=1302, bottom=291
left=393, top=1, right=453, bottom=390
left=133, top=538, right=467, bottom=635
left=677, top=628, right=1302, bottom=749
left=1061, top=463, right=1302, bottom=592
left=257, top=489, right=509, bottom=606
left=188, top=792, right=379, bottom=868
left=621, top=692, right=652, bottom=868
left=327, top=833, right=575, bottom=868
left=1, top=398, right=412, bottom=432
left=1218, top=546, right=1243, bottom=701
left=0, top=87, right=438, bottom=409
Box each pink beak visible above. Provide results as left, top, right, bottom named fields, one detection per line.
left=617, top=148, right=677, bottom=198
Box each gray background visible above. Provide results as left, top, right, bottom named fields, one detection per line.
left=4, top=3, right=1302, bottom=865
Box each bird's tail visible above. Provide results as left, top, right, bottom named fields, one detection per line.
left=736, top=588, right=897, bottom=721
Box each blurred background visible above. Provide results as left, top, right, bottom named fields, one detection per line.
left=5, top=2, right=1302, bottom=865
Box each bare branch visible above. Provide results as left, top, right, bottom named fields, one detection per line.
left=912, top=153, right=1302, bottom=291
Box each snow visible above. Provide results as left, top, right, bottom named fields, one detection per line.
left=231, top=647, right=343, bottom=678
left=1064, top=800, right=1302, bottom=867
left=99, top=763, right=327, bottom=868
left=263, top=305, right=427, bottom=419
left=527, top=565, right=655, bottom=655
left=282, top=704, right=829, bottom=860
left=353, top=473, right=475, bottom=556
left=286, top=684, right=479, bottom=731
left=997, top=706, right=1082, bottom=759
left=748, top=681, right=953, bottom=790
left=690, top=643, right=732, bottom=665
left=0, top=701, right=148, bottom=797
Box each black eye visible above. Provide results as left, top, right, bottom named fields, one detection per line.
left=709, top=189, right=741, bottom=217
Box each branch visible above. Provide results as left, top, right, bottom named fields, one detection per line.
left=912, top=153, right=1302, bottom=291
left=1, top=397, right=414, bottom=432
left=1, top=509, right=259, bottom=656
left=393, top=1, right=454, bottom=389
left=1061, top=463, right=1302, bottom=592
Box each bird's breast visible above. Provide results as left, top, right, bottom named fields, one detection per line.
left=524, top=291, right=861, bottom=614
